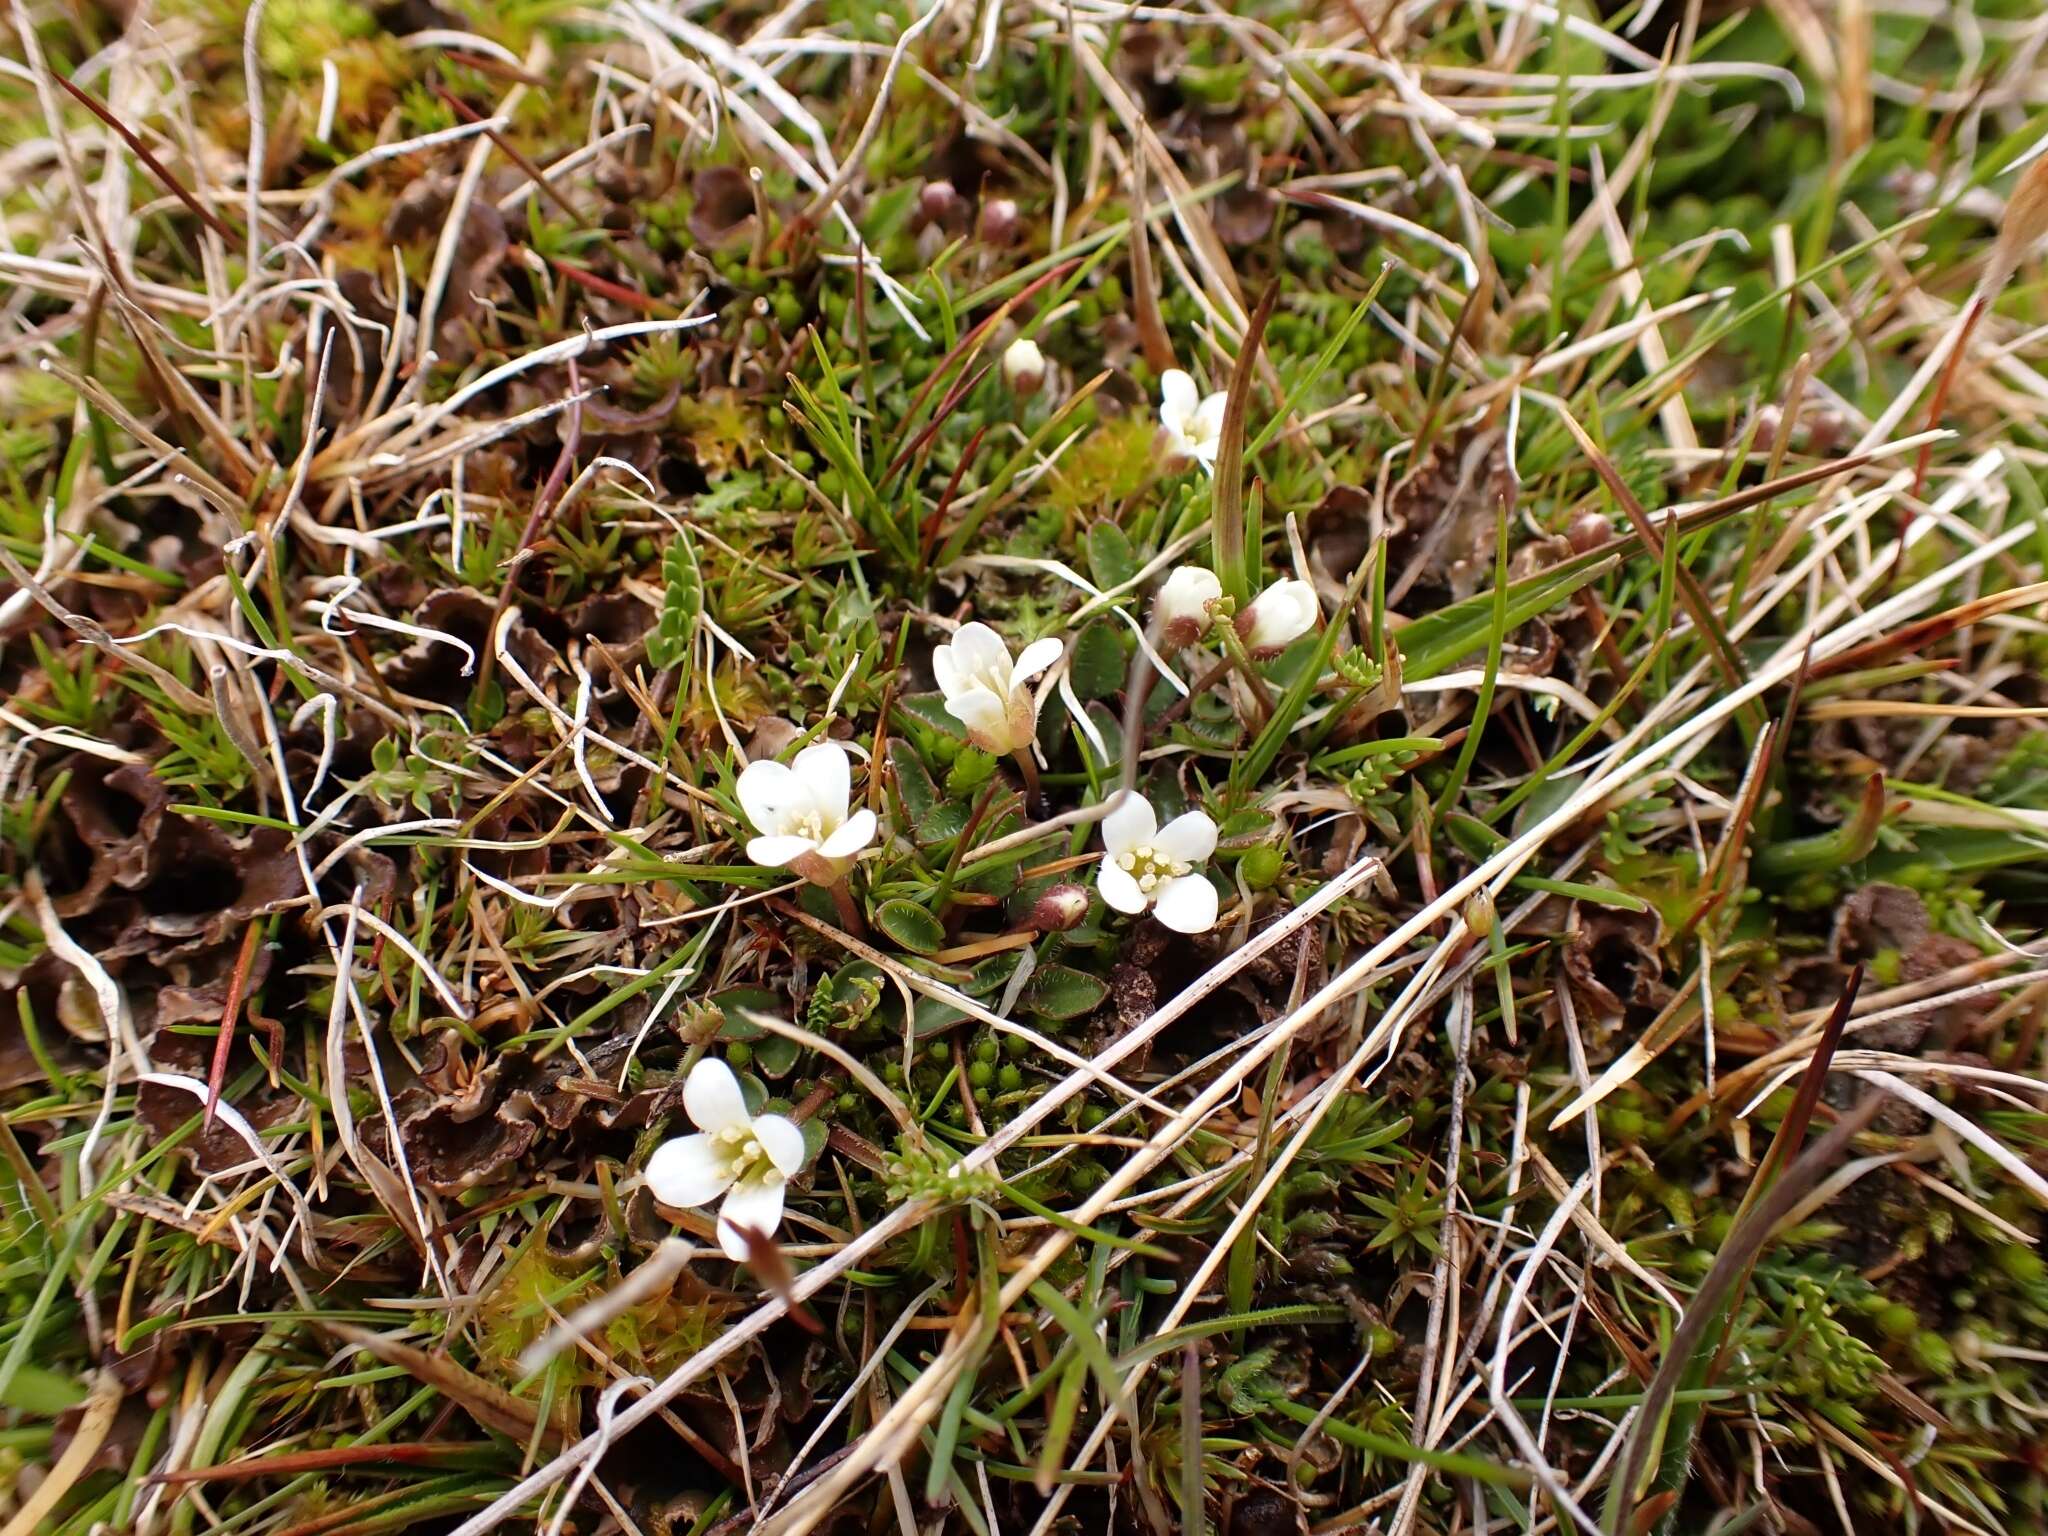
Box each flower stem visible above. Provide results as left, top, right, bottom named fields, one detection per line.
left=934, top=782, right=1006, bottom=917
left=1217, top=624, right=1276, bottom=726
left=828, top=878, right=866, bottom=938
left=1155, top=655, right=1232, bottom=728
left=1012, top=748, right=1043, bottom=816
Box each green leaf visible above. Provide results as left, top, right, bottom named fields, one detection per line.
left=877, top=900, right=947, bottom=955
left=889, top=736, right=966, bottom=842
left=1024, top=964, right=1108, bottom=1020
left=912, top=995, right=969, bottom=1035
left=0, top=1363, right=86, bottom=1415
left=896, top=694, right=967, bottom=742
left=1512, top=876, right=1649, bottom=912
left=946, top=749, right=998, bottom=796
left=646, top=529, right=703, bottom=672
left=1086, top=520, right=1139, bottom=591
left=1067, top=622, right=1125, bottom=700
left=1443, top=812, right=1509, bottom=861
left=752, top=1033, right=801, bottom=1079
left=712, top=987, right=781, bottom=1035
left=1399, top=560, right=1604, bottom=682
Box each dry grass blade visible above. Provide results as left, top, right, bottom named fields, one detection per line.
left=48, top=68, right=243, bottom=246
left=321, top=1325, right=574, bottom=1446
left=1553, top=404, right=1749, bottom=693
left=2, top=5, right=2045, bottom=1535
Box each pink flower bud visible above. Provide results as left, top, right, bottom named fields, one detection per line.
left=1025, top=884, right=1090, bottom=932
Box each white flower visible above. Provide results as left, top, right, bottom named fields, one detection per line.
left=1097, top=792, right=1219, bottom=934
left=1238, top=578, right=1318, bottom=654
left=1158, top=369, right=1227, bottom=472
left=1002, top=336, right=1046, bottom=396
left=646, top=1057, right=807, bottom=1261
left=737, top=741, right=876, bottom=878
left=932, top=622, right=1063, bottom=757
left=1154, top=565, right=1223, bottom=648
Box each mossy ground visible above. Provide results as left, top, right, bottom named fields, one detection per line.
left=2, top=1, right=2047, bottom=1534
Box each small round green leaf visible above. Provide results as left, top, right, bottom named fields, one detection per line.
left=876, top=899, right=946, bottom=955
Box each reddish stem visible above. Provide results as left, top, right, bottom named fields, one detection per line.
left=205, top=922, right=264, bottom=1129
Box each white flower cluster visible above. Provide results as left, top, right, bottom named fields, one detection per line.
left=682, top=370, right=1344, bottom=1241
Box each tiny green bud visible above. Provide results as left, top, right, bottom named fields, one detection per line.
left=1241, top=845, right=1284, bottom=890
left=1997, top=1245, right=2045, bottom=1286
left=1875, top=1303, right=1919, bottom=1340
left=1910, top=1330, right=1956, bottom=1378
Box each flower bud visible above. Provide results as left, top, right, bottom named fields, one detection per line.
left=1002, top=336, right=1046, bottom=397
left=918, top=179, right=965, bottom=230
left=1463, top=888, right=1496, bottom=940
left=1236, top=578, right=1318, bottom=655
left=1240, top=845, right=1284, bottom=890
left=1567, top=511, right=1612, bottom=554
left=1154, top=566, right=1222, bottom=650
left=979, top=197, right=1020, bottom=246
left=1024, top=883, right=1090, bottom=932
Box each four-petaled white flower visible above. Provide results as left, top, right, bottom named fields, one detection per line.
left=1238, top=578, right=1318, bottom=654
left=737, top=741, right=876, bottom=879
left=1097, top=792, right=1219, bottom=934
left=1155, top=566, right=1223, bottom=648
left=646, top=1057, right=807, bottom=1260
left=933, top=623, right=1064, bottom=757
left=1157, top=369, right=1228, bottom=473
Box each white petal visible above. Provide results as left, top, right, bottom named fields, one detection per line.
left=1097, top=857, right=1149, bottom=915
left=1157, top=567, right=1221, bottom=626
left=1191, top=391, right=1229, bottom=444
left=684, top=1056, right=750, bottom=1133
left=790, top=742, right=852, bottom=820
left=1152, top=873, right=1219, bottom=934
left=1011, top=636, right=1064, bottom=686
left=1159, top=369, right=1197, bottom=433
left=947, top=622, right=1012, bottom=685
left=752, top=1113, right=807, bottom=1176
left=818, top=806, right=877, bottom=861
left=746, top=834, right=817, bottom=868
left=943, top=687, right=1009, bottom=743
left=931, top=642, right=966, bottom=699
left=1100, top=791, right=1157, bottom=856
left=736, top=759, right=806, bottom=837
left=1153, top=810, right=1218, bottom=865
left=1247, top=579, right=1317, bottom=649
left=645, top=1134, right=732, bottom=1208
left=716, top=1176, right=787, bottom=1260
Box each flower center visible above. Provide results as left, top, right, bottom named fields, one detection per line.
left=711, top=1123, right=783, bottom=1187
left=789, top=809, right=829, bottom=843
left=1115, top=842, right=1191, bottom=896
